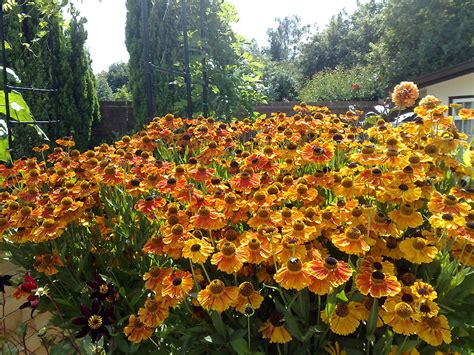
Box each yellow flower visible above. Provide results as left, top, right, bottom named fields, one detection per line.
left=392, top=82, right=419, bottom=108
left=399, top=237, right=438, bottom=264
left=417, top=315, right=452, bottom=346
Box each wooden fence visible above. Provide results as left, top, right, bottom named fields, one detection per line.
left=254, top=101, right=380, bottom=116
left=0, top=253, right=49, bottom=354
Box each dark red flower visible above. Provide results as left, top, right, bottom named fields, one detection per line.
left=72, top=300, right=114, bottom=342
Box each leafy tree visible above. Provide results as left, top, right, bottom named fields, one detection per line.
left=95, top=72, right=114, bottom=101
left=125, top=0, right=265, bottom=125
left=299, top=1, right=383, bottom=79
left=262, top=60, right=301, bottom=102
left=113, top=84, right=133, bottom=102
left=104, top=61, right=129, bottom=93
left=265, top=15, right=310, bottom=62
left=369, top=0, right=474, bottom=86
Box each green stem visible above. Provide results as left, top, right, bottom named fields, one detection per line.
left=247, top=316, right=251, bottom=351
left=200, top=263, right=211, bottom=283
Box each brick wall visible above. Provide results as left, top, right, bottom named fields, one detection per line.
left=92, top=101, right=136, bottom=145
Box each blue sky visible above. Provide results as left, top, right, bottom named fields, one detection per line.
left=71, top=0, right=362, bottom=73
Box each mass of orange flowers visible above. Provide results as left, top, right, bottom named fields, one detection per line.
left=1, top=82, right=473, bottom=354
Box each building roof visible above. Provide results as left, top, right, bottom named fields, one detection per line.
left=414, top=60, right=474, bottom=88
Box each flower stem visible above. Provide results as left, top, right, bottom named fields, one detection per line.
left=200, top=263, right=211, bottom=283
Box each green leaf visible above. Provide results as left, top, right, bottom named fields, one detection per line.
left=336, top=289, right=348, bottom=302
left=366, top=298, right=379, bottom=342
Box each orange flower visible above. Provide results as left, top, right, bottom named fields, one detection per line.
left=259, top=313, right=293, bottom=344
left=306, top=256, right=352, bottom=287
left=123, top=315, right=153, bottom=343
left=381, top=299, right=419, bottom=335
left=274, top=257, right=310, bottom=290
left=143, top=267, right=171, bottom=294
left=233, top=282, right=264, bottom=314
left=399, top=237, right=438, bottom=264
left=182, top=238, right=214, bottom=264
left=190, top=206, right=226, bottom=230
left=229, top=169, right=261, bottom=192
left=197, top=279, right=238, bottom=313
left=138, top=297, right=169, bottom=327
left=33, top=253, right=63, bottom=276
left=388, top=203, right=424, bottom=229
left=331, top=226, right=372, bottom=255
left=391, top=81, right=419, bottom=108
left=161, top=270, right=193, bottom=300
left=300, top=141, right=334, bottom=164
left=355, top=270, right=401, bottom=298
left=211, top=242, right=248, bottom=274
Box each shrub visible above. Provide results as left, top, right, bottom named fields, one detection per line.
left=299, top=65, right=385, bottom=102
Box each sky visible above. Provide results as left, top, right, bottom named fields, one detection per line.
left=71, top=0, right=362, bottom=73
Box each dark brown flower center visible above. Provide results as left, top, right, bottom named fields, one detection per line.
left=221, top=242, right=236, bottom=256
left=239, top=282, right=254, bottom=297
left=287, top=258, right=303, bottom=272
left=324, top=257, right=338, bottom=269
left=172, top=277, right=182, bottom=286
left=395, top=302, right=413, bottom=318
left=209, top=280, right=225, bottom=294
left=335, top=303, right=349, bottom=317
left=88, top=315, right=103, bottom=330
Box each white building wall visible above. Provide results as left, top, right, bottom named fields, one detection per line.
left=422, top=73, right=474, bottom=105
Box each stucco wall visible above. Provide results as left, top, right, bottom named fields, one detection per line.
left=422, top=73, right=474, bottom=104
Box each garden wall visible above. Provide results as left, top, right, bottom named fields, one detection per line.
left=255, top=101, right=381, bottom=116
left=92, top=101, right=136, bottom=144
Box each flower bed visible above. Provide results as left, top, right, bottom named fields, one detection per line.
left=1, top=83, right=473, bottom=354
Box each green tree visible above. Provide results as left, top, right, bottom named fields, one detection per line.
left=3, top=2, right=99, bottom=152
left=95, top=72, right=114, bottom=101
left=126, top=0, right=265, bottom=125
left=104, top=61, right=129, bottom=93
left=299, top=0, right=382, bottom=79
left=265, top=15, right=310, bottom=62
left=369, top=0, right=474, bottom=86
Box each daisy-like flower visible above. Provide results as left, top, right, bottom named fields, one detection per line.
left=355, top=270, right=401, bottom=298
left=161, top=270, right=194, bottom=300
left=182, top=238, right=214, bottom=264
left=411, top=281, right=437, bottom=301
left=388, top=203, right=424, bottom=229
left=417, top=315, right=452, bottom=346
left=190, top=206, right=226, bottom=230
left=242, top=236, right=271, bottom=264
left=123, top=315, right=153, bottom=343
left=211, top=242, right=248, bottom=274
left=322, top=302, right=360, bottom=335
left=33, top=253, right=63, bottom=276
left=197, top=279, right=238, bottom=313
left=72, top=300, right=115, bottom=342
left=138, top=296, right=169, bottom=327
left=299, top=141, right=334, bottom=164
left=274, top=257, right=310, bottom=290
left=233, top=282, right=264, bottom=314
left=229, top=169, right=261, bottom=192
left=143, top=267, right=171, bottom=294
left=331, top=226, right=373, bottom=255
left=306, top=256, right=352, bottom=287
left=381, top=299, right=420, bottom=335
left=399, top=237, right=438, bottom=264
left=428, top=192, right=470, bottom=217
left=385, top=181, right=422, bottom=203
left=259, top=313, right=293, bottom=344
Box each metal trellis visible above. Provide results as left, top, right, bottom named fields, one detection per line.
left=0, top=1, right=60, bottom=160
left=142, top=0, right=210, bottom=120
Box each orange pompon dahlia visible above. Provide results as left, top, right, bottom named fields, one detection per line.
left=143, top=267, right=171, bottom=294
left=229, top=169, right=261, bottom=192
left=137, top=296, right=169, bottom=327
left=388, top=203, right=424, bottom=229
left=197, top=279, right=238, bottom=313
left=161, top=270, right=194, bottom=300
left=274, top=257, right=310, bottom=290
left=399, top=237, right=438, bottom=264
left=391, top=81, right=419, bottom=108
left=299, top=141, right=334, bottom=164
left=259, top=313, right=293, bottom=344
left=182, top=238, right=214, bottom=264
left=331, top=226, right=372, bottom=255
left=123, top=315, right=153, bottom=343
left=33, top=253, right=63, bottom=276
left=355, top=270, right=401, bottom=298
left=306, top=256, right=352, bottom=287
left=417, top=315, right=452, bottom=346
left=190, top=206, right=226, bottom=230
left=381, top=299, right=420, bottom=335
left=233, top=282, right=264, bottom=314
left=211, top=242, right=248, bottom=274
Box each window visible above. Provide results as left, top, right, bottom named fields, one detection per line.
left=450, top=96, right=474, bottom=137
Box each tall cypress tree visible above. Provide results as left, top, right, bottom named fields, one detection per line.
left=3, top=2, right=99, bottom=153
left=126, top=0, right=265, bottom=126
